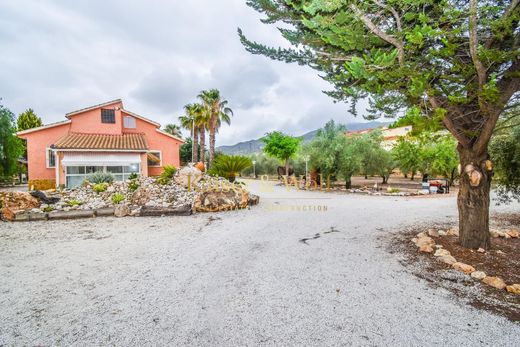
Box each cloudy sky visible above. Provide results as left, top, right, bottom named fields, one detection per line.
left=0, top=0, right=369, bottom=146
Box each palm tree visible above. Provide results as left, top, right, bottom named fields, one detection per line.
left=198, top=89, right=233, bottom=167
left=179, top=104, right=199, bottom=163
left=163, top=124, right=182, bottom=138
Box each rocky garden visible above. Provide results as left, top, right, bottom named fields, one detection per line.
left=0, top=166, right=259, bottom=222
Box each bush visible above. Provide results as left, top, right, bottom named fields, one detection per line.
left=87, top=171, right=114, bottom=184
left=128, top=172, right=138, bottom=180
left=209, top=155, right=252, bottom=182
left=160, top=165, right=177, bottom=180
left=128, top=180, right=139, bottom=191
left=93, top=183, right=108, bottom=193
left=28, top=179, right=56, bottom=191
left=111, top=193, right=125, bottom=204
left=67, top=199, right=82, bottom=206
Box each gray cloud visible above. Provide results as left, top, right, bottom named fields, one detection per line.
left=0, top=0, right=366, bottom=145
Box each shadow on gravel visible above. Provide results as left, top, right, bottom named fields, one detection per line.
left=387, top=220, right=520, bottom=322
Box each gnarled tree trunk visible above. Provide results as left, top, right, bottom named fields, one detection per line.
left=457, top=147, right=492, bottom=249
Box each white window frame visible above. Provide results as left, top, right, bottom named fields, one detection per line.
left=123, top=116, right=136, bottom=129
left=148, top=150, right=162, bottom=167
left=46, top=148, right=56, bottom=168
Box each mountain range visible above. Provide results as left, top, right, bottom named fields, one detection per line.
left=217, top=121, right=390, bottom=155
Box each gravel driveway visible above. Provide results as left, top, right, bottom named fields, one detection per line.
left=1, top=180, right=519, bottom=346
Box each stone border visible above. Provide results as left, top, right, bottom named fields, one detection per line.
left=412, top=228, right=520, bottom=295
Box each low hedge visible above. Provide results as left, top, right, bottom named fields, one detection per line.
left=28, top=179, right=56, bottom=191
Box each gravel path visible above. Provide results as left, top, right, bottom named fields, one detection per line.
left=1, top=180, right=519, bottom=346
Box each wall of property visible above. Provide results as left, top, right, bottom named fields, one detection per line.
left=123, top=114, right=182, bottom=175
left=19, top=123, right=70, bottom=181
left=68, top=101, right=124, bottom=135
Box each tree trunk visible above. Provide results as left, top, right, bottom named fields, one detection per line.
left=457, top=147, right=492, bottom=249
left=209, top=125, right=216, bottom=168
left=192, top=129, right=199, bottom=163
left=411, top=172, right=415, bottom=181
left=285, top=159, right=289, bottom=176
left=381, top=175, right=388, bottom=184
left=199, top=127, right=206, bottom=166
left=345, top=177, right=352, bottom=189
left=404, top=173, right=408, bottom=178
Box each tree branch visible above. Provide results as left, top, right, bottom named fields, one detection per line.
left=469, top=0, right=486, bottom=89
left=428, top=96, right=471, bottom=148
left=350, top=4, right=404, bottom=66
left=473, top=60, right=520, bottom=154
left=371, top=0, right=402, bottom=32
left=484, top=0, right=519, bottom=49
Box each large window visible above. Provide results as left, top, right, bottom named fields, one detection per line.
left=123, top=116, right=136, bottom=128
left=65, top=164, right=140, bottom=188
left=101, top=109, right=116, bottom=123
left=46, top=148, right=56, bottom=168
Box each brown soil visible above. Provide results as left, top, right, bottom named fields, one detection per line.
left=435, top=234, right=520, bottom=284
left=391, top=215, right=520, bottom=322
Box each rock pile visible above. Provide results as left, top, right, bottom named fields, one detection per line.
left=411, top=228, right=520, bottom=295
left=2, top=169, right=259, bottom=220
left=0, top=192, right=40, bottom=221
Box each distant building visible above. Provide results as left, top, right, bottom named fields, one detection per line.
left=17, top=99, right=183, bottom=188
left=345, top=125, right=412, bottom=150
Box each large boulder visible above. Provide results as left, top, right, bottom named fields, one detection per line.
left=194, top=186, right=249, bottom=212
left=174, top=166, right=202, bottom=188
left=0, top=192, right=40, bottom=221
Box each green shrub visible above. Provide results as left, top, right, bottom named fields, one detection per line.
left=128, top=180, right=139, bottom=191
left=42, top=206, right=54, bottom=212
left=93, top=183, right=109, bottom=193
left=387, top=187, right=400, bottom=193
left=208, top=155, right=252, bottom=182
left=128, top=172, right=138, bottom=180
left=111, top=193, right=125, bottom=204
left=87, top=171, right=114, bottom=184
left=161, top=165, right=177, bottom=179
left=156, top=176, right=170, bottom=185
left=67, top=199, right=82, bottom=206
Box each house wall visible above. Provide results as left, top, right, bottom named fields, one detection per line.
left=122, top=112, right=182, bottom=175
left=19, top=123, right=70, bottom=181
left=68, top=101, right=124, bottom=135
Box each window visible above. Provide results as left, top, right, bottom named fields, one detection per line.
left=124, top=116, right=136, bottom=128
left=46, top=148, right=56, bottom=168
left=147, top=151, right=162, bottom=167
left=101, top=109, right=115, bottom=123
left=65, top=164, right=140, bottom=188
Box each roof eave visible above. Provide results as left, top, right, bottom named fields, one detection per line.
left=65, top=99, right=123, bottom=118
left=16, top=120, right=71, bottom=136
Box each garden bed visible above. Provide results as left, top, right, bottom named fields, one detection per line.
left=1, top=167, right=259, bottom=221
left=392, top=216, right=520, bottom=322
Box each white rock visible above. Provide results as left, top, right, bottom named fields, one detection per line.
left=470, top=271, right=486, bottom=280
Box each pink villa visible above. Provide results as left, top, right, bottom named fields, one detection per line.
left=17, top=99, right=183, bottom=189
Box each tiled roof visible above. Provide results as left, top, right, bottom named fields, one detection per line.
left=53, top=133, right=148, bottom=150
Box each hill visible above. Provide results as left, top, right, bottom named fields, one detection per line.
left=217, top=121, right=390, bottom=155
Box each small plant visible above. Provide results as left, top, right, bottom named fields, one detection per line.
left=161, top=165, right=177, bottom=179
left=208, top=155, right=252, bottom=182
left=67, top=199, right=82, bottom=207
left=87, top=171, right=114, bottom=184
left=42, top=206, right=54, bottom=212
left=128, top=172, right=138, bottom=180
left=387, top=187, right=401, bottom=193
left=111, top=193, right=125, bottom=204
left=93, top=183, right=109, bottom=193
left=128, top=180, right=140, bottom=191
left=156, top=176, right=170, bottom=185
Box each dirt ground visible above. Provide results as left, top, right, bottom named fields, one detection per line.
left=394, top=214, right=520, bottom=322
